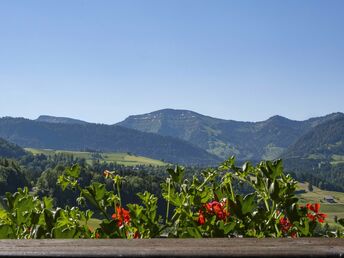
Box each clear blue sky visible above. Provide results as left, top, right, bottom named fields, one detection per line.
left=0, top=0, right=343, bottom=123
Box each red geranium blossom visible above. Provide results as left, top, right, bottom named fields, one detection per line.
left=279, top=216, right=292, bottom=234
left=198, top=210, right=205, bottom=225
left=279, top=215, right=298, bottom=237
left=205, top=200, right=229, bottom=220
left=197, top=200, right=230, bottom=225
left=112, top=206, right=131, bottom=227
left=306, top=203, right=327, bottom=223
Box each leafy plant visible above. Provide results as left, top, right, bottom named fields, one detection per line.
left=0, top=157, right=340, bottom=238
left=0, top=187, right=92, bottom=239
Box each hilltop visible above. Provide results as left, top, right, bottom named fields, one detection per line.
left=36, top=115, right=88, bottom=125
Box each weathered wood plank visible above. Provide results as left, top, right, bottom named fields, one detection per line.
left=0, top=238, right=343, bottom=257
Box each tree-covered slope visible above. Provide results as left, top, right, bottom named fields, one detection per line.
left=118, top=109, right=344, bottom=160
left=0, top=138, right=27, bottom=159
left=0, top=117, right=220, bottom=165
left=283, top=116, right=344, bottom=159
left=0, top=158, right=29, bottom=195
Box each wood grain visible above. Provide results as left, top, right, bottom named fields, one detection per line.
left=0, top=238, right=343, bottom=257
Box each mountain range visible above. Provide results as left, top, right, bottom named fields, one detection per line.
left=118, top=109, right=344, bottom=161
left=0, top=109, right=343, bottom=165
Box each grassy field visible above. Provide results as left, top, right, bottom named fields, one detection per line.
left=331, top=154, right=344, bottom=166
left=297, top=182, right=344, bottom=224
left=25, top=148, right=167, bottom=167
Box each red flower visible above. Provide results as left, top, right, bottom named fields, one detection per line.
left=112, top=206, right=131, bottom=227
left=279, top=216, right=298, bottom=237
left=198, top=210, right=205, bottom=225
left=198, top=200, right=229, bottom=224
left=306, top=203, right=327, bottom=223
left=279, top=216, right=292, bottom=233
left=207, top=200, right=229, bottom=220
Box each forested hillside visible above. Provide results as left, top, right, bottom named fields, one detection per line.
left=282, top=117, right=344, bottom=192
left=284, top=116, right=344, bottom=159
left=0, top=117, right=220, bottom=165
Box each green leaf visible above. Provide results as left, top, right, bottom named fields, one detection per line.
left=0, top=210, right=8, bottom=220
left=167, top=166, right=185, bottom=184
left=100, top=219, right=118, bottom=235
left=127, top=204, right=144, bottom=219
left=337, top=218, right=344, bottom=227
left=85, top=183, right=106, bottom=202
left=0, top=224, right=15, bottom=239
left=53, top=226, right=77, bottom=239
left=296, top=220, right=310, bottom=236
left=183, top=227, right=202, bottom=238
left=43, top=197, right=54, bottom=210
left=57, top=175, right=69, bottom=191
left=242, top=162, right=251, bottom=173
left=218, top=220, right=236, bottom=234
left=44, top=209, right=54, bottom=230
left=242, top=194, right=256, bottom=215
left=32, top=225, right=45, bottom=239
left=269, top=180, right=280, bottom=201
left=65, top=165, right=80, bottom=179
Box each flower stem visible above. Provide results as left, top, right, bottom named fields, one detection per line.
left=165, top=178, right=171, bottom=224
left=116, top=181, right=122, bottom=209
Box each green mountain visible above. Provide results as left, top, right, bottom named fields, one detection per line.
left=1, top=110, right=342, bottom=165
left=0, top=137, right=27, bottom=159
left=118, top=109, right=344, bottom=160
left=0, top=117, right=220, bottom=165
left=283, top=116, right=344, bottom=160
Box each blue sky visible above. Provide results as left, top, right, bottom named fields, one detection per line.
left=0, top=0, right=343, bottom=123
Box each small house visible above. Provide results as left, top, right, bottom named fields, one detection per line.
left=324, top=196, right=336, bottom=203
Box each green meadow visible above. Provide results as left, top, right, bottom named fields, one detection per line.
left=331, top=154, right=344, bottom=166
left=25, top=148, right=167, bottom=167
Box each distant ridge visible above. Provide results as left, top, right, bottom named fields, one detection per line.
left=1, top=109, right=343, bottom=164
left=118, top=109, right=344, bottom=161
left=36, top=115, right=88, bottom=125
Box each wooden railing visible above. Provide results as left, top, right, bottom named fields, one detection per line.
left=0, top=238, right=343, bottom=257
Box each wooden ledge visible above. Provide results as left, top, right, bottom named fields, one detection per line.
left=0, top=238, right=343, bottom=257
